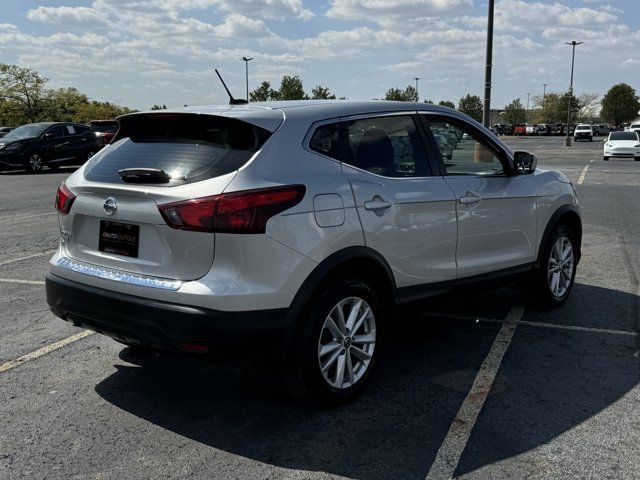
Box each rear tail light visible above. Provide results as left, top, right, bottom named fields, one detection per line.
left=55, top=181, right=76, bottom=214
left=158, top=185, right=306, bottom=234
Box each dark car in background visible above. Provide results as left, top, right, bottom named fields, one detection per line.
left=89, top=120, right=119, bottom=148
left=536, top=124, right=550, bottom=135
left=0, top=122, right=101, bottom=173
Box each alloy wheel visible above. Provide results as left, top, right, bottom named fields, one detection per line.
left=29, top=154, right=43, bottom=172
left=548, top=236, right=574, bottom=298
left=317, top=296, right=376, bottom=390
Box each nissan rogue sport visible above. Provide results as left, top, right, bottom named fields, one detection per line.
left=46, top=101, right=581, bottom=405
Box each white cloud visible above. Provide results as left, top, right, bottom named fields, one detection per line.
left=327, top=0, right=472, bottom=21
left=26, top=6, right=107, bottom=26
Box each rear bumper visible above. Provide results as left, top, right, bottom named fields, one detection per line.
left=45, top=272, right=289, bottom=358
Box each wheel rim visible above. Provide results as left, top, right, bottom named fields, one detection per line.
left=548, top=236, right=574, bottom=298
left=29, top=154, right=42, bottom=172
left=87, top=151, right=95, bottom=159
left=317, top=296, right=376, bottom=390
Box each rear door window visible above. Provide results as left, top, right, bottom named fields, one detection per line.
left=84, top=113, right=271, bottom=186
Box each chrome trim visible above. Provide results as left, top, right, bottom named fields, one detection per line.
left=56, top=257, right=182, bottom=291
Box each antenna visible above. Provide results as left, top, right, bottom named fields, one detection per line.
left=214, top=68, right=248, bottom=105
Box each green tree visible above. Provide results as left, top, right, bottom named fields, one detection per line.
left=310, top=85, right=336, bottom=100
left=423, top=99, right=434, bottom=104
left=250, top=81, right=279, bottom=101
left=0, top=63, right=48, bottom=123
left=384, top=85, right=418, bottom=102
left=42, top=87, right=89, bottom=122
left=278, top=75, right=307, bottom=100
left=458, top=94, right=483, bottom=122
left=73, top=101, right=133, bottom=123
left=600, top=83, right=640, bottom=126
left=503, top=98, right=527, bottom=125
left=532, top=93, right=560, bottom=123
left=438, top=100, right=456, bottom=109
left=556, top=92, right=581, bottom=125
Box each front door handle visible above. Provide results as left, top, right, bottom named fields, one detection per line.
left=364, top=199, right=392, bottom=211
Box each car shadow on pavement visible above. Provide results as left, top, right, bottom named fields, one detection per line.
left=94, top=284, right=638, bottom=480
left=0, top=166, right=78, bottom=175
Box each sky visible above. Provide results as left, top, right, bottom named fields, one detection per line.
left=1, top=0, right=639, bottom=110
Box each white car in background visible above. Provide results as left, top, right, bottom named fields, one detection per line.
left=629, top=123, right=640, bottom=135
left=603, top=131, right=640, bottom=161
left=574, top=124, right=593, bottom=142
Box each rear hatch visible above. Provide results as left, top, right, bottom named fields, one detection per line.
left=60, top=112, right=274, bottom=281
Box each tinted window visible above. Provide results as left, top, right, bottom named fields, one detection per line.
left=309, top=122, right=340, bottom=160
left=66, top=125, right=77, bottom=135
left=424, top=119, right=505, bottom=176
left=344, top=115, right=427, bottom=177
left=84, top=114, right=270, bottom=186
left=47, top=126, right=66, bottom=138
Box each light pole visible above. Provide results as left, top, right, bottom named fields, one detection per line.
left=564, top=41, right=582, bottom=147
left=413, top=77, right=421, bottom=100
left=241, top=56, right=253, bottom=102
left=526, top=92, right=530, bottom=124
left=482, top=0, right=495, bottom=128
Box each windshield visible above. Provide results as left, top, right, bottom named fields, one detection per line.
left=3, top=124, right=48, bottom=140
left=576, top=126, right=591, bottom=131
left=610, top=132, right=638, bottom=141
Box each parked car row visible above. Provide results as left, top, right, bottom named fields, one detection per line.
left=492, top=123, right=614, bottom=137
left=0, top=120, right=118, bottom=173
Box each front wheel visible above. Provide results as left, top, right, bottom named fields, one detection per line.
left=635, top=157, right=640, bottom=162
left=603, top=156, right=609, bottom=161
left=282, top=278, right=383, bottom=406
left=525, top=225, right=578, bottom=308
left=26, top=153, right=44, bottom=173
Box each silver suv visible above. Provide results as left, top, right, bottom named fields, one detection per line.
left=46, top=101, right=581, bottom=404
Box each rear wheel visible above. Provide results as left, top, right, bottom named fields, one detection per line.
left=26, top=153, right=44, bottom=173
left=635, top=157, right=640, bottom=162
left=282, top=278, right=383, bottom=406
left=525, top=224, right=577, bottom=308
left=603, top=156, right=609, bottom=161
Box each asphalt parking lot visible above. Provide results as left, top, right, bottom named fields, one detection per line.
left=1, top=136, right=639, bottom=479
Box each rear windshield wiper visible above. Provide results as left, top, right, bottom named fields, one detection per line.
left=118, top=168, right=173, bottom=184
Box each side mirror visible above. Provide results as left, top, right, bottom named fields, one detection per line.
left=514, top=151, right=537, bottom=174
left=43, top=133, right=55, bottom=139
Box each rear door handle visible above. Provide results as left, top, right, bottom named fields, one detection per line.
left=459, top=191, right=481, bottom=205
left=364, top=200, right=392, bottom=211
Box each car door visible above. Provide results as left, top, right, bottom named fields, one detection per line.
left=63, top=124, right=90, bottom=163
left=340, top=113, right=458, bottom=293
left=420, top=114, right=537, bottom=279
left=41, top=125, right=70, bottom=164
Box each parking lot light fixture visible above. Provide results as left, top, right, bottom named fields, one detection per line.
left=564, top=41, right=582, bottom=147
left=241, top=56, right=253, bottom=102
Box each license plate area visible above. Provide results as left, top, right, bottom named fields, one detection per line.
left=99, top=220, right=139, bottom=258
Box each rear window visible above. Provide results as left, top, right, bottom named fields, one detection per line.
left=84, top=113, right=270, bottom=186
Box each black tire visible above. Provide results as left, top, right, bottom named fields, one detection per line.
left=282, top=278, right=385, bottom=406
left=603, top=156, right=609, bottom=161
left=525, top=224, right=578, bottom=309
left=25, top=153, right=44, bottom=174
left=635, top=157, right=640, bottom=162
left=589, top=137, right=593, bottom=142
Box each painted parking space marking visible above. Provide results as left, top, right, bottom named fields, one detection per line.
left=0, top=211, right=57, bottom=223
left=0, top=278, right=45, bottom=285
left=577, top=165, right=589, bottom=184
left=0, top=250, right=56, bottom=267
left=0, top=330, right=94, bottom=374
left=423, top=312, right=637, bottom=337
left=425, top=303, right=525, bottom=480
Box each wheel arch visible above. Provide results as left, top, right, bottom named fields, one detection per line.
left=536, top=204, right=582, bottom=268
left=281, top=246, right=398, bottom=356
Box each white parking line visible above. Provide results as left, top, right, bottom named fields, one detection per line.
left=425, top=304, right=525, bottom=480
left=577, top=165, right=589, bottom=184
left=0, top=211, right=57, bottom=223
left=0, top=330, right=94, bottom=374
left=423, top=312, right=638, bottom=337
left=0, top=250, right=56, bottom=267
left=0, top=278, right=45, bottom=285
